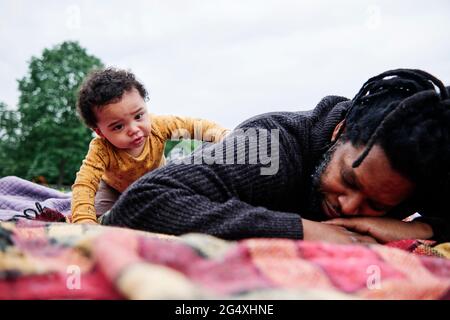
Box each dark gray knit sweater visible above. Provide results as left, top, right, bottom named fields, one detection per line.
left=102, top=96, right=351, bottom=238
left=101, top=95, right=449, bottom=241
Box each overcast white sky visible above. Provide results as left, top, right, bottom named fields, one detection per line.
left=1, top=0, right=449, bottom=129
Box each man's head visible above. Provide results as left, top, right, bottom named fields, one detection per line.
left=311, top=69, right=450, bottom=219
left=77, top=68, right=151, bottom=155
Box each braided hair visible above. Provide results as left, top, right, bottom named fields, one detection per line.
left=341, top=69, right=450, bottom=218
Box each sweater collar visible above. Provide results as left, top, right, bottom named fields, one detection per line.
left=309, top=96, right=351, bottom=163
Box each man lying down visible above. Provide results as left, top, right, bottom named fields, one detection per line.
left=100, top=69, right=450, bottom=244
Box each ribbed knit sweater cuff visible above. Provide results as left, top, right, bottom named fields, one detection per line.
left=252, top=213, right=303, bottom=240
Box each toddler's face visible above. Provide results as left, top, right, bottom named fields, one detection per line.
left=94, top=88, right=151, bottom=156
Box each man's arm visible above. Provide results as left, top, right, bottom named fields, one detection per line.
left=324, top=217, right=434, bottom=243
left=103, top=117, right=305, bottom=239
left=103, top=166, right=385, bottom=242
left=103, top=170, right=379, bottom=243
left=103, top=173, right=303, bottom=239
left=302, top=219, right=377, bottom=244
left=413, top=216, right=450, bottom=243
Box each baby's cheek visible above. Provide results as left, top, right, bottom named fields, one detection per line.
left=144, top=125, right=151, bottom=135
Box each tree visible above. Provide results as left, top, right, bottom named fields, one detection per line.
left=0, top=101, right=20, bottom=177
left=14, top=41, right=103, bottom=186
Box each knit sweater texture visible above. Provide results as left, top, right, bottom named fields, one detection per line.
left=102, top=96, right=449, bottom=241
left=102, top=96, right=351, bottom=238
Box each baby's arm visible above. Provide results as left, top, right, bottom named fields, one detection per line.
left=71, top=139, right=109, bottom=224
left=153, top=114, right=229, bottom=143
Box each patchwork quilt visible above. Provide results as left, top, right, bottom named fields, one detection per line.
left=1, top=176, right=449, bottom=299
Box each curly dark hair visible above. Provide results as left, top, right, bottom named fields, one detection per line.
left=77, top=68, right=149, bottom=128
left=341, top=69, right=450, bottom=218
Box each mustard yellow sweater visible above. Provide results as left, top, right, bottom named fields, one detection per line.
left=71, top=114, right=228, bottom=223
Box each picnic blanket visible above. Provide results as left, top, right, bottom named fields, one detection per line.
left=0, top=176, right=71, bottom=221
left=1, top=176, right=450, bottom=299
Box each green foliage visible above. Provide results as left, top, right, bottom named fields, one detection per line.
left=164, top=139, right=202, bottom=160
left=2, top=41, right=104, bottom=186
left=0, top=102, right=19, bottom=140
left=0, top=102, right=20, bottom=177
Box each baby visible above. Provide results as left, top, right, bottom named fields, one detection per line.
left=71, top=68, right=229, bottom=223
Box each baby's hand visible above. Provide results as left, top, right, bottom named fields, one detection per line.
left=219, top=129, right=231, bottom=141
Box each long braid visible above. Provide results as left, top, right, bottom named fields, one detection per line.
left=347, top=69, right=448, bottom=168
left=352, top=69, right=446, bottom=104
left=352, top=90, right=440, bottom=168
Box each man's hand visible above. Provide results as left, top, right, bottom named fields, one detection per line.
left=323, top=217, right=433, bottom=243
left=302, top=218, right=378, bottom=244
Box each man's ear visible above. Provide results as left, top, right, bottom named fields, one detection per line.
left=331, top=120, right=345, bottom=142
left=93, top=127, right=105, bottom=138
